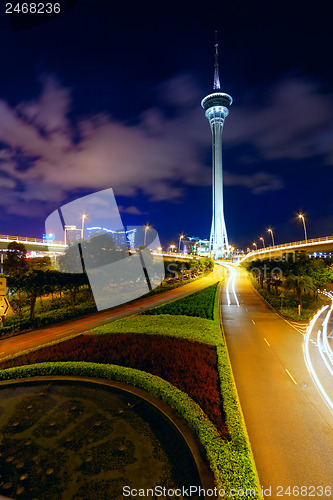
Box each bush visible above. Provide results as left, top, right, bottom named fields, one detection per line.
left=0, top=362, right=261, bottom=498
left=142, top=282, right=218, bottom=320
left=0, top=333, right=227, bottom=436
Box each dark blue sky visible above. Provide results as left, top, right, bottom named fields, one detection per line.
left=0, top=0, right=332, bottom=249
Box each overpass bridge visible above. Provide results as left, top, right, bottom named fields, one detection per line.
left=1, top=233, right=333, bottom=263
left=0, top=234, right=66, bottom=254
left=238, top=235, right=333, bottom=264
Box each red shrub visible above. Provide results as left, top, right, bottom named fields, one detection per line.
left=1, top=334, right=228, bottom=436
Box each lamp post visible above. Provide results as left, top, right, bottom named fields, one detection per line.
left=298, top=214, right=308, bottom=243
left=267, top=228, right=275, bottom=247
left=178, top=234, right=184, bottom=253
left=157, top=246, right=162, bottom=253
left=252, top=242, right=257, bottom=250
left=144, top=224, right=150, bottom=246
left=81, top=214, right=87, bottom=240
left=260, top=237, right=265, bottom=248
left=169, top=244, right=176, bottom=253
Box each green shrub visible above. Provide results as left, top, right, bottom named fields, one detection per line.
left=91, top=314, right=219, bottom=345
left=142, top=282, right=218, bottom=320
left=0, top=362, right=261, bottom=498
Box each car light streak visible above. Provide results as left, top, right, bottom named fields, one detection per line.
left=303, top=304, right=333, bottom=413
left=320, top=291, right=333, bottom=366
left=317, top=329, right=333, bottom=377
left=226, top=272, right=231, bottom=305
left=264, top=338, right=270, bottom=347
left=219, top=262, right=240, bottom=306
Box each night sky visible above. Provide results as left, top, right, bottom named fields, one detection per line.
left=0, top=0, right=332, bottom=250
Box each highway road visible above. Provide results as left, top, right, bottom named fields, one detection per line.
left=219, top=263, right=333, bottom=498
left=0, top=266, right=226, bottom=360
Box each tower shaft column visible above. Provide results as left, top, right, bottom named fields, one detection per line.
left=201, top=37, right=232, bottom=259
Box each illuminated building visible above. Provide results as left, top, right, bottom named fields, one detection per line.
left=201, top=35, right=232, bottom=258
left=86, top=227, right=136, bottom=250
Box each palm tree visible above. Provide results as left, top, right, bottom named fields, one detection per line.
left=284, top=274, right=314, bottom=307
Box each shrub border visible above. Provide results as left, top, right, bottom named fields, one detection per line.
left=0, top=361, right=229, bottom=494
left=0, top=274, right=263, bottom=498
left=213, top=279, right=262, bottom=497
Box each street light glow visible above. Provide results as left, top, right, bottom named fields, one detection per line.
left=259, top=237, right=265, bottom=248
left=81, top=213, right=87, bottom=239
left=178, top=234, right=184, bottom=253
left=297, top=213, right=308, bottom=243
left=267, top=228, right=275, bottom=246
left=144, top=224, right=151, bottom=246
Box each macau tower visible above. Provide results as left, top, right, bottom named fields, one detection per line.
left=201, top=35, right=232, bottom=258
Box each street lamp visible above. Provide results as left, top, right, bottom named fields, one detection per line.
left=178, top=234, right=184, bottom=253
left=81, top=214, right=87, bottom=240
left=169, top=244, right=176, bottom=253
left=252, top=242, right=257, bottom=250
left=144, top=224, right=150, bottom=246
left=267, top=228, right=275, bottom=247
left=259, top=237, right=265, bottom=248
left=157, top=246, right=162, bottom=253
left=298, top=214, right=308, bottom=243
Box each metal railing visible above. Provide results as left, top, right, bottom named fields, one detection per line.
left=0, top=234, right=66, bottom=246
left=239, top=235, right=333, bottom=262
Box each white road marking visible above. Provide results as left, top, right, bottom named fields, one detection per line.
left=285, top=369, right=297, bottom=385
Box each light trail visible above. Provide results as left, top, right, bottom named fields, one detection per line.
left=317, top=329, right=333, bottom=378
left=226, top=271, right=231, bottom=305
left=218, top=262, right=240, bottom=307
left=303, top=304, right=333, bottom=413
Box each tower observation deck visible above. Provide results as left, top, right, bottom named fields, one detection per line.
left=201, top=35, right=232, bottom=259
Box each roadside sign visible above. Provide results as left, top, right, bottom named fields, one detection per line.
left=0, top=296, right=10, bottom=316
left=0, top=278, right=6, bottom=296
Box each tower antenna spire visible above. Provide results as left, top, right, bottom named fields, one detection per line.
left=214, top=30, right=221, bottom=90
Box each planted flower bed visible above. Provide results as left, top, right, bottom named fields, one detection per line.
left=0, top=333, right=228, bottom=437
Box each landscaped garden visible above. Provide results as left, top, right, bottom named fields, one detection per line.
left=1, top=240, right=213, bottom=336
left=243, top=252, right=333, bottom=320
left=0, top=278, right=263, bottom=498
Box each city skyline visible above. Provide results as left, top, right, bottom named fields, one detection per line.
left=0, top=1, right=332, bottom=249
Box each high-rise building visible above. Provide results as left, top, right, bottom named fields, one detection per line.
left=201, top=35, right=232, bottom=258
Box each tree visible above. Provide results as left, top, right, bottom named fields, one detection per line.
left=307, top=258, right=332, bottom=295
left=5, top=242, right=28, bottom=275
left=20, top=271, right=48, bottom=320
left=284, top=274, right=315, bottom=307
left=28, top=256, right=52, bottom=271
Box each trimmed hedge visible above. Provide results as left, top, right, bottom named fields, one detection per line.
left=0, top=333, right=227, bottom=436
left=0, top=275, right=262, bottom=498
left=91, top=314, right=220, bottom=345
left=141, top=282, right=218, bottom=320
left=0, top=362, right=260, bottom=497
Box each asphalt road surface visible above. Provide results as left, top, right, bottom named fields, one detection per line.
left=219, top=263, right=333, bottom=499
left=0, top=266, right=226, bottom=360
